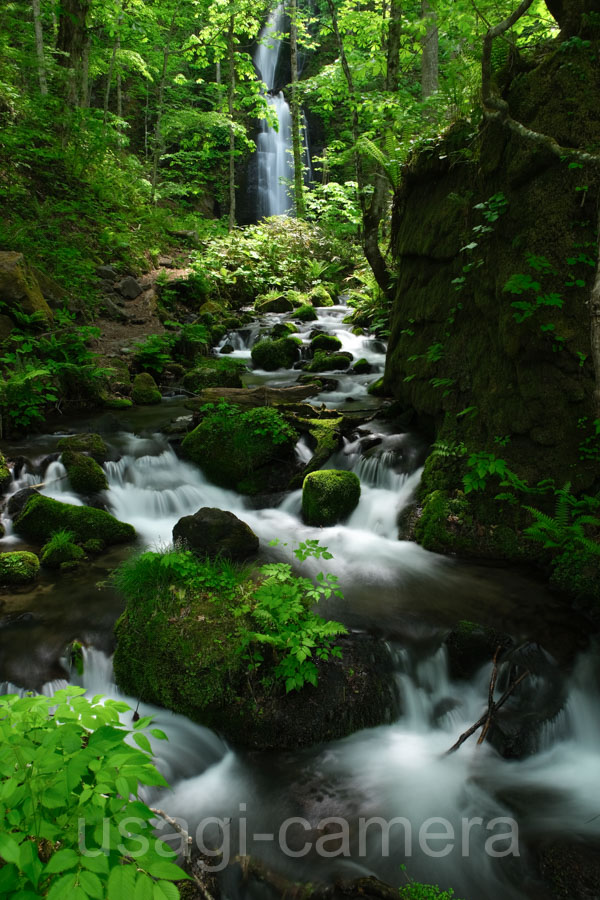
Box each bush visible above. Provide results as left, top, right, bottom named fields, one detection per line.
left=0, top=689, right=188, bottom=898
left=40, top=529, right=86, bottom=569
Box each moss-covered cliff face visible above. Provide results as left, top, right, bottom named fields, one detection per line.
left=385, top=37, right=600, bottom=572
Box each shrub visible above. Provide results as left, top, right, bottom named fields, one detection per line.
left=0, top=689, right=189, bottom=898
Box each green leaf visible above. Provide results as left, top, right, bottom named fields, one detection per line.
left=134, top=872, right=156, bottom=900
left=107, top=863, right=137, bottom=898
left=153, top=880, right=180, bottom=900
left=132, top=732, right=153, bottom=754
left=78, top=869, right=104, bottom=899
left=45, top=849, right=80, bottom=874
left=0, top=833, right=21, bottom=865
left=148, top=860, right=189, bottom=881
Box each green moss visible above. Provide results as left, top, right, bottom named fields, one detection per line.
left=251, top=337, right=300, bottom=371
left=82, top=538, right=104, bottom=554
left=132, top=372, right=161, bottom=405
left=367, top=376, right=387, bottom=396
left=14, top=494, right=135, bottom=546
left=302, top=469, right=361, bottom=526
left=181, top=405, right=297, bottom=494
left=271, top=321, right=298, bottom=339
left=295, top=304, right=318, bottom=322
left=57, top=433, right=108, bottom=463
left=0, top=452, right=10, bottom=493
left=308, top=285, right=334, bottom=307
left=352, top=357, right=372, bottom=374
left=311, top=333, right=342, bottom=353
left=0, top=551, right=40, bottom=584
left=41, top=537, right=86, bottom=569
left=255, top=293, right=293, bottom=314
left=306, top=351, right=351, bottom=373
left=101, top=395, right=133, bottom=409
left=182, top=356, right=246, bottom=392
left=61, top=450, right=108, bottom=494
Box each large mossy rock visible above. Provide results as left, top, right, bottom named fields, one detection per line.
left=0, top=252, right=53, bottom=320
left=182, top=357, right=245, bottom=393
left=308, top=285, right=334, bottom=307
left=57, top=433, right=109, bottom=463
left=0, top=551, right=40, bottom=585
left=384, top=38, right=600, bottom=566
left=61, top=450, right=108, bottom=494
left=251, top=337, right=300, bottom=371
left=255, top=293, right=293, bottom=314
left=132, top=372, right=161, bottom=405
left=306, top=351, right=352, bottom=373
left=114, top=601, right=396, bottom=751
left=302, top=470, right=361, bottom=526
left=311, top=333, right=342, bottom=353
left=181, top=405, right=297, bottom=494
left=13, top=493, right=135, bottom=547
left=294, top=304, right=318, bottom=322
left=173, top=508, right=259, bottom=562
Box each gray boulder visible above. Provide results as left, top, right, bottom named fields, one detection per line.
left=173, top=507, right=259, bottom=562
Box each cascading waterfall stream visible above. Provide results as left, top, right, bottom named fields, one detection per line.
left=254, top=3, right=312, bottom=218
left=2, top=295, right=600, bottom=899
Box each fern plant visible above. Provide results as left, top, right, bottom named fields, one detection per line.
left=524, top=483, right=600, bottom=554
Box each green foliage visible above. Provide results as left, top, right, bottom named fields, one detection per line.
left=234, top=540, right=347, bottom=692
left=523, top=484, right=600, bottom=555
left=0, top=550, right=40, bottom=585
left=192, top=219, right=354, bottom=306
left=40, top=530, right=86, bottom=569
left=0, top=689, right=188, bottom=898
left=133, top=333, right=177, bottom=376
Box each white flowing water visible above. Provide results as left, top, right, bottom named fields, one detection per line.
left=254, top=3, right=312, bottom=218
left=2, top=296, right=600, bottom=898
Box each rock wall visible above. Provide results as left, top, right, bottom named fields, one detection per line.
left=384, top=37, right=600, bottom=567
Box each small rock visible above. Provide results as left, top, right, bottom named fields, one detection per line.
left=158, top=256, right=175, bottom=268
left=96, top=265, right=118, bottom=281
left=220, top=343, right=235, bottom=354
left=116, top=276, right=143, bottom=300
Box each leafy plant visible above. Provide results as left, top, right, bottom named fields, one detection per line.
left=0, top=689, right=189, bottom=898
left=523, top=484, right=600, bottom=555
left=133, top=333, right=177, bottom=376
left=235, top=540, right=347, bottom=692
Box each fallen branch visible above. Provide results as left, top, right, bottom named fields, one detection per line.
left=150, top=808, right=215, bottom=900
left=446, top=650, right=530, bottom=754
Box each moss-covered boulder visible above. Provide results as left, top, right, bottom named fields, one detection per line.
left=302, top=469, right=361, bottom=526
left=61, top=450, right=108, bottom=494
left=113, top=553, right=396, bottom=751
left=308, top=285, right=334, bottom=307
left=255, top=293, right=293, bottom=314
left=101, top=395, right=133, bottom=409
left=0, top=251, right=53, bottom=320
left=0, top=551, right=40, bottom=585
left=311, top=333, right=342, bottom=353
left=0, top=452, right=11, bottom=494
left=41, top=538, right=86, bottom=570
left=173, top=508, right=259, bottom=562
left=294, top=304, right=318, bottom=322
left=13, top=493, right=135, bottom=547
left=57, top=433, right=109, bottom=464
left=306, top=351, right=352, bottom=373
left=132, top=372, right=161, bottom=405
left=367, top=376, right=386, bottom=396
left=352, top=357, right=373, bottom=374
left=182, top=357, right=246, bottom=393
left=251, top=337, right=300, bottom=371
left=181, top=404, right=297, bottom=494
left=271, top=321, right=298, bottom=339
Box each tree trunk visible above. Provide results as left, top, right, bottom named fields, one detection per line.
left=590, top=207, right=600, bottom=418
left=31, top=0, right=48, bottom=96
left=421, top=0, right=438, bottom=99
left=289, top=0, right=306, bottom=217
left=385, top=0, right=402, bottom=93
left=80, top=34, right=90, bottom=107
left=56, top=0, right=89, bottom=103
left=116, top=36, right=123, bottom=120
left=151, top=5, right=179, bottom=203
left=227, top=13, right=236, bottom=231
left=103, top=36, right=119, bottom=123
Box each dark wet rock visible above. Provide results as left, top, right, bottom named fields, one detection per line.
left=538, top=840, right=600, bottom=900
left=173, top=507, right=259, bottom=562
left=444, top=620, right=514, bottom=680
left=96, top=265, right=118, bottom=281
left=7, top=488, right=39, bottom=520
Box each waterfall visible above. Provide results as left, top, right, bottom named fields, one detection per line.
left=253, top=3, right=311, bottom=218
